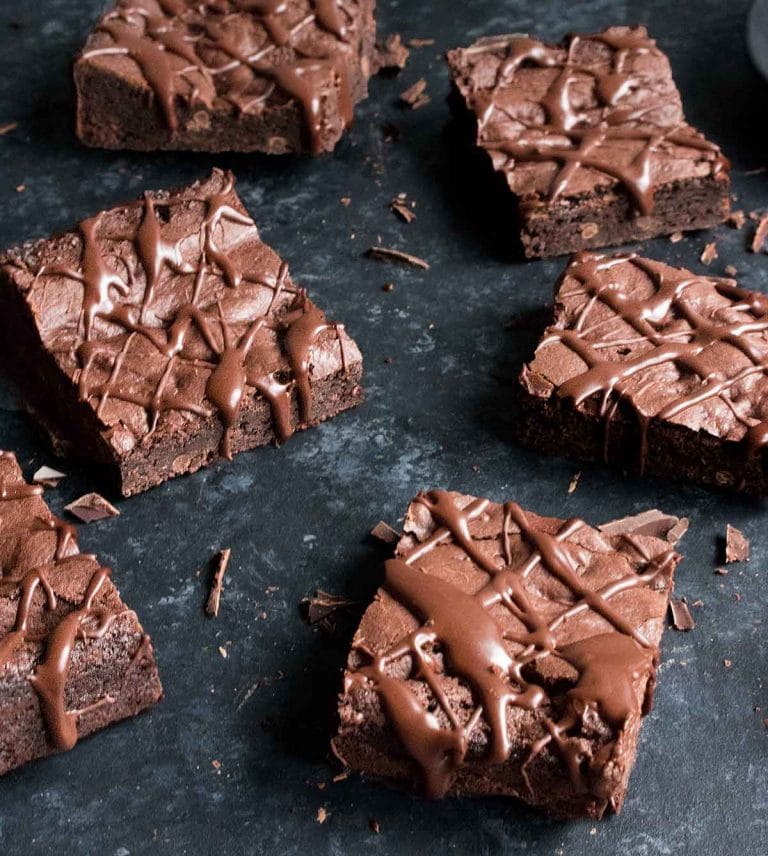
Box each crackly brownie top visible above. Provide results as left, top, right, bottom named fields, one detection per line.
left=1, top=169, right=359, bottom=460
left=77, top=0, right=368, bottom=153
left=342, top=489, right=685, bottom=799
left=0, top=452, right=140, bottom=753
left=521, top=252, right=768, bottom=453
left=447, top=26, right=727, bottom=213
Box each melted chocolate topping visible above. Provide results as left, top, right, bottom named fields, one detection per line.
left=451, top=27, right=725, bottom=214
left=524, top=252, right=768, bottom=473
left=346, top=490, right=679, bottom=800
left=17, top=171, right=349, bottom=459
left=80, top=0, right=357, bottom=154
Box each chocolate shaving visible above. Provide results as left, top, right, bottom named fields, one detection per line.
left=408, top=38, right=435, bottom=48
left=390, top=193, right=416, bottom=224
left=64, top=492, right=120, bottom=523
left=365, top=246, right=429, bottom=269
left=727, top=210, right=746, bottom=229
left=206, top=548, right=232, bottom=617
left=400, top=78, right=430, bottom=109
left=0, top=121, right=18, bottom=136
left=750, top=214, right=768, bottom=253
left=32, top=465, right=66, bottom=488
left=301, top=589, right=359, bottom=633
left=567, top=472, right=581, bottom=494
left=700, top=241, right=717, bottom=265
left=370, top=520, right=401, bottom=544
left=373, top=33, right=410, bottom=74
left=669, top=597, right=695, bottom=631
left=725, top=524, right=749, bottom=563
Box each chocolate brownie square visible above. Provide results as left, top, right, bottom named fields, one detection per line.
left=75, top=0, right=377, bottom=155
left=446, top=26, right=730, bottom=258
left=0, top=452, right=162, bottom=776
left=0, top=170, right=363, bottom=495
left=333, top=489, right=686, bottom=819
left=518, top=251, right=768, bottom=494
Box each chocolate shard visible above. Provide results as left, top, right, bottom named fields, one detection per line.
left=205, top=548, right=232, bottom=618
left=0, top=450, right=162, bottom=777
left=75, top=1, right=378, bottom=156
left=301, top=589, right=359, bottom=633
left=0, top=170, right=363, bottom=496
left=518, top=252, right=768, bottom=495
left=369, top=520, right=401, bottom=544
left=64, top=492, right=120, bottom=523
left=446, top=26, right=730, bottom=258
left=32, top=465, right=67, bottom=488
left=669, top=597, right=695, bottom=631
left=334, top=489, right=685, bottom=820
left=725, top=524, right=750, bottom=563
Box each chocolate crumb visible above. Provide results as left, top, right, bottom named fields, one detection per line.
left=669, top=231, right=683, bottom=243
left=366, top=246, right=429, bottom=269
left=32, top=465, right=66, bottom=488
left=369, top=818, right=381, bottom=834
left=669, top=597, right=695, bottom=631
left=723, top=659, right=732, bottom=668
left=400, top=78, right=429, bottom=109
left=301, top=590, right=359, bottom=633
left=567, top=471, right=581, bottom=494
left=15, top=184, right=25, bottom=193
left=370, top=520, right=401, bottom=544
left=206, top=548, right=232, bottom=617
left=340, top=196, right=351, bottom=207
left=390, top=193, right=416, bottom=224
left=0, top=121, right=18, bottom=136
left=725, top=524, right=749, bottom=563
left=332, top=771, right=349, bottom=783
left=727, top=209, right=746, bottom=229
left=382, top=282, right=394, bottom=292
left=700, top=241, right=717, bottom=265
left=408, top=38, right=435, bottom=48
left=316, top=807, right=328, bottom=824
left=750, top=214, right=768, bottom=253
left=724, top=265, right=738, bottom=277
left=715, top=567, right=728, bottom=575
left=64, top=492, right=120, bottom=523
left=691, top=599, right=704, bottom=608
left=373, top=33, right=409, bottom=74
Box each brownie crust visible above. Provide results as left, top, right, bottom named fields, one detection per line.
left=0, top=452, right=162, bottom=777
left=446, top=27, right=730, bottom=258
left=517, top=252, right=768, bottom=494
left=0, top=170, right=363, bottom=496
left=333, top=490, right=686, bottom=819
left=74, top=0, right=377, bottom=155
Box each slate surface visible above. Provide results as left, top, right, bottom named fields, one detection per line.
left=0, top=1, right=765, bottom=854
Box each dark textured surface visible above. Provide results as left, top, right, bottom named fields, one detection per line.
left=0, top=1, right=765, bottom=853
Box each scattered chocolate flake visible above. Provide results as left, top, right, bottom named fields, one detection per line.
left=725, top=524, right=750, bottom=563
left=369, top=818, right=381, bottom=834
left=408, top=38, right=435, bottom=48
left=727, top=209, right=746, bottom=229
left=567, top=471, right=581, bottom=494
left=400, top=78, right=430, bottom=109
left=382, top=282, right=394, bottom=292
left=373, top=33, right=409, bottom=74
left=32, top=465, right=66, bottom=488
left=715, top=567, right=728, bottom=575
left=700, top=241, right=717, bottom=265
left=750, top=214, right=768, bottom=253
left=64, top=492, right=120, bottom=523
left=316, top=807, right=328, bottom=824
left=370, top=520, right=401, bottom=544
left=340, top=196, right=351, bottom=207
left=724, top=265, right=738, bottom=277
left=365, top=246, right=429, bottom=269
left=15, top=184, right=25, bottom=193
left=301, top=590, right=359, bottom=633
left=723, top=659, right=732, bottom=668
left=669, top=231, right=683, bottom=243
left=390, top=193, right=416, bottom=224
left=0, top=121, right=18, bottom=136
left=206, top=548, right=232, bottom=617
left=669, top=597, right=695, bottom=631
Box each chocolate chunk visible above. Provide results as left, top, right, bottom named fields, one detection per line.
left=65, top=492, right=120, bottom=523
left=334, top=489, right=685, bottom=819
left=75, top=1, right=377, bottom=155
left=669, top=597, right=695, bottom=631
left=446, top=27, right=730, bottom=258
left=0, top=451, right=162, bottom=777
left=518, top=251, right=768, bottom=494
left=725, top=525, right=750, bottom=563
left=0, top=170, right=363, bottom=496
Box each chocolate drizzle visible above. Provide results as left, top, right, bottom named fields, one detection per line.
left=27, top=171, right=349, bottom=459
left=80, top=0, right=357, bottom=154
left=344, top=490, right=679, bottom=803
left=526, top=252, right=768, bottom=473
left=455, top=27, right=725, bottom=214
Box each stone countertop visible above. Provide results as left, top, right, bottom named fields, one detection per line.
left=0, top=1, right=765, bottom=854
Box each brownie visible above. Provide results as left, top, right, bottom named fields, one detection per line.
left=446, top=26, right=730, bottom=258
left=74, top=0, right=377, bottom=155
left=0, top=451, right=162, bottom=776
left=518, top=251, right=768, bottom=494
left=0, top=170, right=363, bottom=496
left=333, top=489, right=686, bottom=820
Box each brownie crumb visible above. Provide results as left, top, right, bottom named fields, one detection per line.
left=400, top=78, right=430, bottom=109
left=723, top=659, right=733, bottom=668
left=390, top=193, right=416, bottom=223
left=316, top=807, right=328, bottom=824
left=725, top=524, right=750, bottom=563
left=700, top=241, right=718, bottom=265
left=370, top=520, right=401, bottom=544
left=669, top=231, right=684, bottom=243
left=715, top=567, right=729, bottom=575
left=206, top=548, right=232, bottom=617
left=727, top=210, right=746, bottom=229
left=669, top=597, right=695, bottom=631
left=65, top=492, right=120, bottom=523
left=340, top=196, right=351, bottom=207
left=724, top=265, right=738, bottom=277
left=373, top=33, right=410, bottom=73
left=366, top=246, right=429, bottom=269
